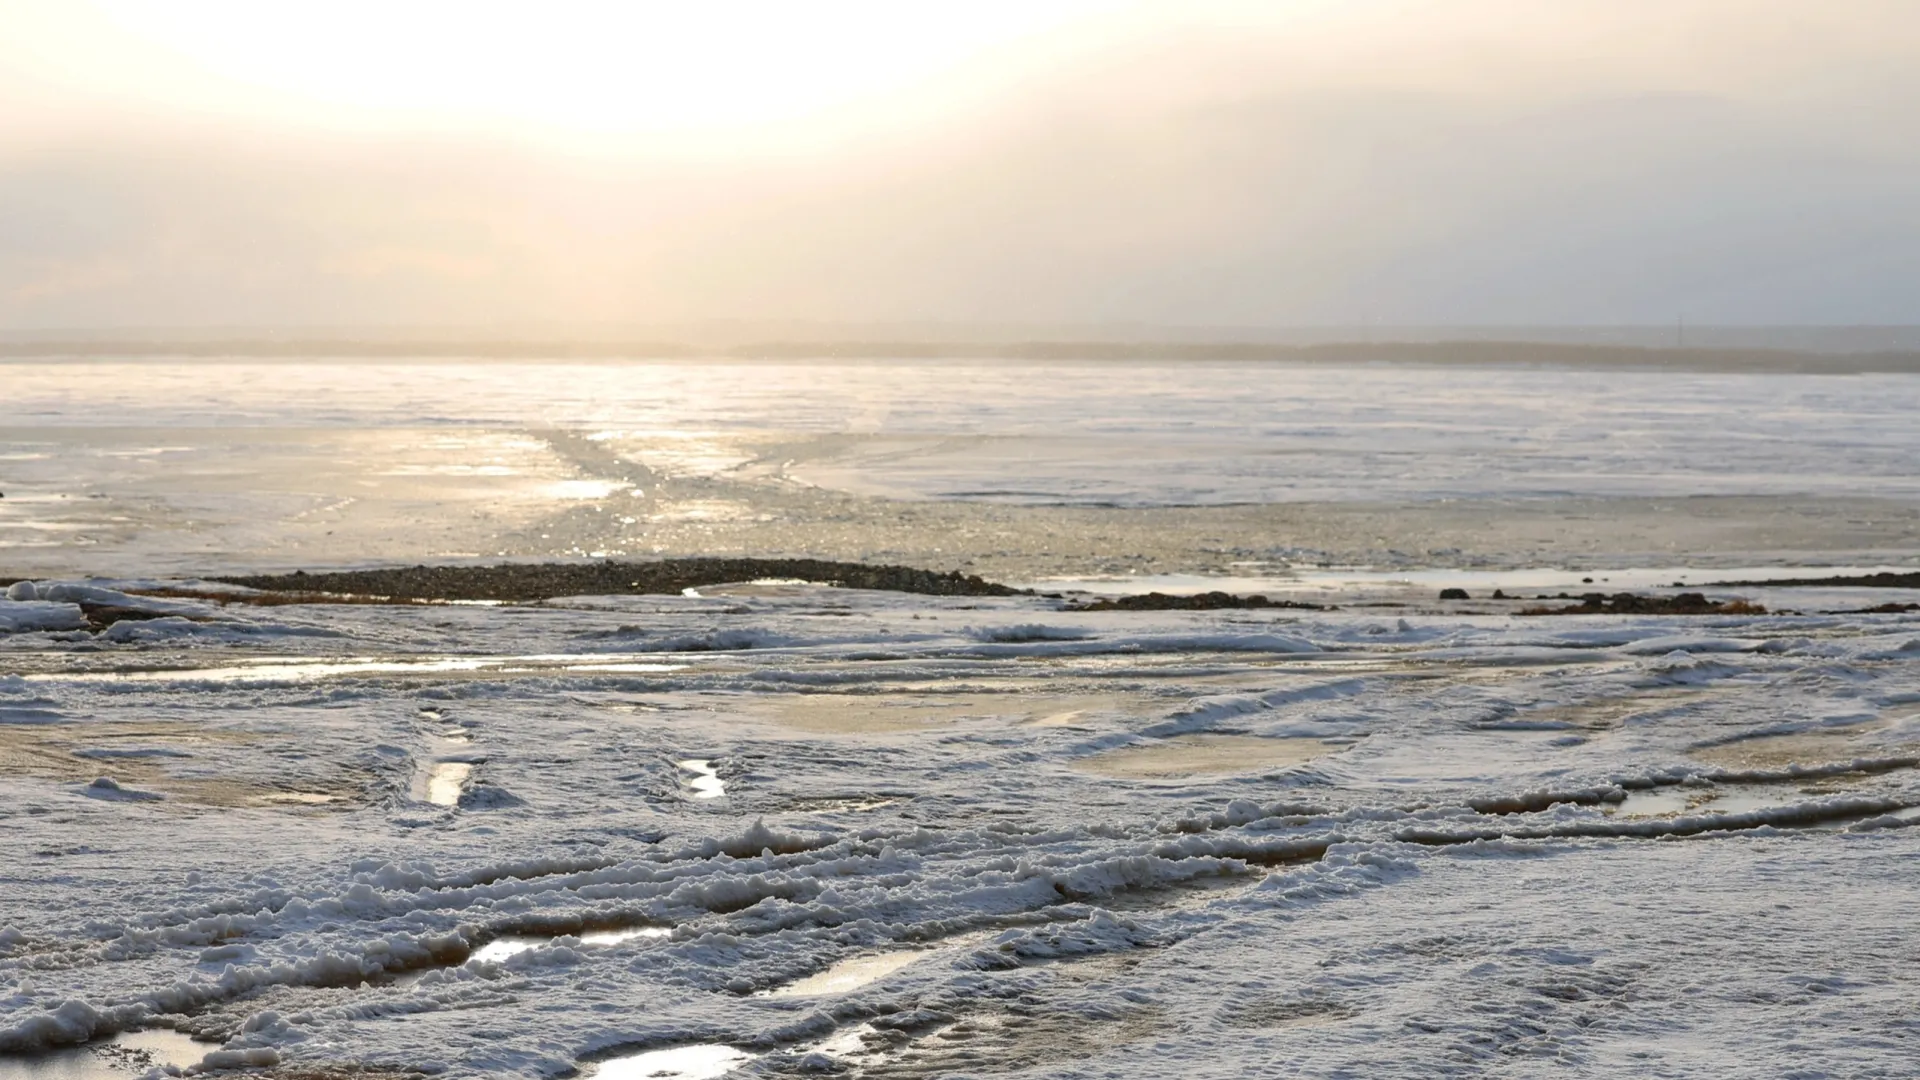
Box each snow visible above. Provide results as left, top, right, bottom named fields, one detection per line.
left=3, top=582, right=1918, bottom=1076
left=0, top=603, right=88, bottom=635
left=3, top=357, right=1918, bottom=1076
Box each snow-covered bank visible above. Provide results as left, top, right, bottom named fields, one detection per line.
left=2, top=582, right=1918, bottom=1077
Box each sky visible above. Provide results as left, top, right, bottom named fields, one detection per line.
left=1, top=0, right=1917, bottom=331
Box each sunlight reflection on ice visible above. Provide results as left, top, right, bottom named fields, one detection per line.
left=470, top=926, right=671, bottom=964
left=678, top=759, right=726, bottom=799
left=595, top=1044, right=752, bottom=1080
left=28, top=655, right=688, bottom=683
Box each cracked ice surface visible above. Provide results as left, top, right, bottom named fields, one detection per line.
left=2, top=584, right=1919, bottom=1077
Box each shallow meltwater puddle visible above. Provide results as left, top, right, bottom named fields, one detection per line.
left=29, top=654, right=688, bottom=685
left=424, top=762, right=473, bottom=806
left=593, top=1044, right=753, bottom=1080
left=1515, top=688, right=1708, bottom=732
left=471, top=927, right=670, bottom=963
left=259, top=791, right=342, bottom=805
left=1690, top=723, right=1895, bottom=769
left=756, top=691, right=1151, bottom=736
left=679, top=759, right=725, bottom=799
left=6, top=1029, right=215, bottom=1078
left=1073, top=734, right=1337, bottom=779
left=768, top=949, right=929, bottom=997
left=1609, top=788, right=1695, bottom=817
left=1609, top=783, right=1896, bottom=820
left=681, top=578, right=836, bottom=598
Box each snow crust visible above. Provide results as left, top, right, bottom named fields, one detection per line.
left=2, top=582, right=1918, bottom=1076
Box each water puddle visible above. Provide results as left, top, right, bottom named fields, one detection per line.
left=4, top=1029, right=215, bottom=1078
left=471, top=927, right=670, bottom=964
left=26, top=655, right=688, bottom=685
left=768, top=949, right=928, bottom=997
left=1691, top=790, right=1792, bottom=815
left=593, top=1044, right=753, bottom=1080
left=679, top=759, right=725, bottom=799
left=425, top=762, right=473, bottom=806
left=748, top=691, right=1152, bottom=737
left=812, top=1023, right=882, bottom=1058
left=1608, top=788, right=1695, bottom=817
left=1690, top=723, right=1892, bottom=769
left=681, top=579, right=834, bottom=598
left=1073, top=734, right=1336, bottom=779
left=787, top=795, right=898, bottom=812
left=1515, top=688, right=1706, bottom=732
left=1611, top=783, right=1883, bottom=820
left=259, top=791, right=342, bottom=805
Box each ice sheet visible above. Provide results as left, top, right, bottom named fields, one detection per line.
left=6, top=360, right=1920, bottom=578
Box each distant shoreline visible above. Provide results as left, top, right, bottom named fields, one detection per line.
left=5, top=340, right=1920, bottom=373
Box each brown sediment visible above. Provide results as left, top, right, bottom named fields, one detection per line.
left=211, top=558, right=1020, bottom=602
left=1518, top=592, right=1765, bottom=616
left=78, top=602, right=213, bottom=630
left=126, top=587, right=424, bottom=608
left=1068, top=591, right=1326, bottom=612
left=1823, top=602, right=1920, bottom=614
left=1710, top=571, right=1920, bottom=588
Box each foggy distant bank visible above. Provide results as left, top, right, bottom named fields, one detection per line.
left=6, top=338, right=1920, bottom=373
left=8, top=324, right=1920, bottom=351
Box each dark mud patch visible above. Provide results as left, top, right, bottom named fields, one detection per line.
left=1519, top=592, right=1764, bottom=616
left=214, top=559, right=1019, bottom=602
left=1068, top=591, right=1326, bottom=612
left=127, top=587, right=441, bottom=609
left=1712, top=571, right=1920, bottom=589
left=1824, top=602, right=1920, bottom=614
left=77, top=602, right=216, bottom=631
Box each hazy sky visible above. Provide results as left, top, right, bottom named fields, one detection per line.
left=3, top=0, right=1917, bottom=330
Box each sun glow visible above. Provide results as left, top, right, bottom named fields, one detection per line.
left=31, top=0, right=1123, bottom=144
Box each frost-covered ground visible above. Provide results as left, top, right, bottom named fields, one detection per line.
left=4, top=579, right=1919, bottom=1078
left=5, top=358, right=1919, bottom=1076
